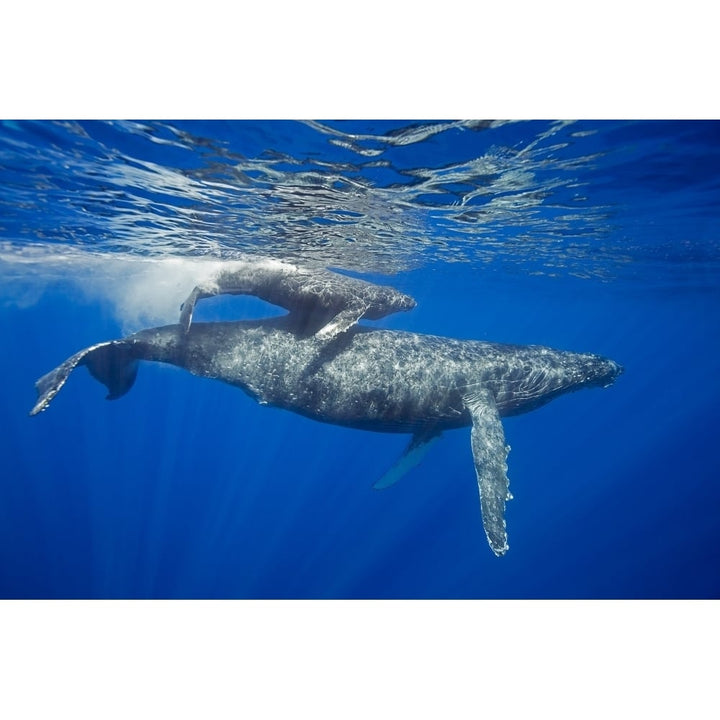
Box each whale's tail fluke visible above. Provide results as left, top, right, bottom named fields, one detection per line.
left=30, top=340, right=139, bottom=416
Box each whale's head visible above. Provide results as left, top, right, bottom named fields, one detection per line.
left=579, top=354, right=624, bottom=389
left=370, top=285, right=417, bottom=315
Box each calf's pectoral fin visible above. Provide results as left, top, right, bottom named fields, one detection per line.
left=463, top=389, right=512, bottom=557
left=315, top=304, right=367, bottom=339
left=180, top=285, right=210, bottom=333
left=373, top=428, right=442, bottom=490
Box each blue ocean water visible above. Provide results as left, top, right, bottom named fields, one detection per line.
left=0, top=120, right=718, bottom=599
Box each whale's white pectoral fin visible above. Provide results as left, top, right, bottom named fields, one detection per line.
left=373, top=429, right=442, bottom=490
left=179, top=286, right=202, bottom=333
left=315, top=305, right=366, bottom=339
left=464, top=389, right=511, bottom=557
left=180, top=284, right=221, bottom=334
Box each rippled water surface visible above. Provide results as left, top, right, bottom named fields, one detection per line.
left=2, top=120, right=718, bottom=281
left=1, top=120, right=719, bottom=599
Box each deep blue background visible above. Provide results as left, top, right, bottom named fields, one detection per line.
left=0, top=120, right=719, bottom=598
left=1, top=268, right=718, bottom=598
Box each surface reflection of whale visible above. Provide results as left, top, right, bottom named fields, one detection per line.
left=30, top=314, right=622, bottom=557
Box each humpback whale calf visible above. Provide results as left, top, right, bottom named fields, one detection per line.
left=30, top=315, right=622, bottom=556
left=179, top=256, right=416, bottom=338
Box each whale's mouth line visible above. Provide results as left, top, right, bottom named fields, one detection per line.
left=601, top=361, right=624, bottom=388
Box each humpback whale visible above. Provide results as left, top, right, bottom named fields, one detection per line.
left=179, top=256, right=416, bottom=338
left=30, top=316, right=622, bottom=556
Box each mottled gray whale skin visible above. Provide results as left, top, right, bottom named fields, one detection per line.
left=179, top=256, right=416, bottom=338
left=30, top=318, right=622, bottom=556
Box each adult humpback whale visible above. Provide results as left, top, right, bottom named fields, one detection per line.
left=30, top=315, right=622, bottom=557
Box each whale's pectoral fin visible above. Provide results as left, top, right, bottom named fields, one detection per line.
left=30, top=340, right=139, bottom=416
left=373, top=428, right=442, bottom=490
left=180, top=285, right=213, bottom=333
left=464, top=389, right=512, bottom=557
left=179, top=287, right=198, bottom=333
left=315, top=304, right=367, bottom=339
